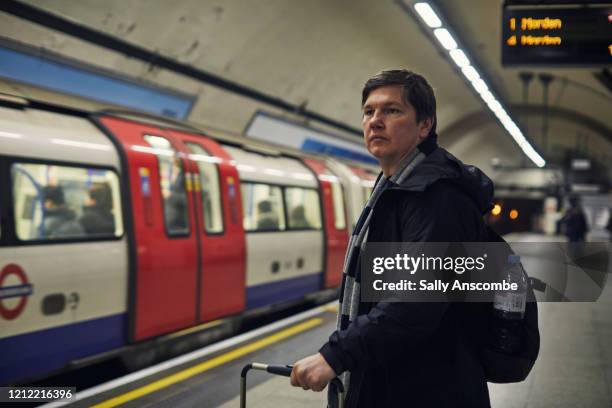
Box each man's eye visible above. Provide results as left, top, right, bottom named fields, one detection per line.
left=386, top=108, right=400, bottom=114
left=363, top=110, right=373, bottom=116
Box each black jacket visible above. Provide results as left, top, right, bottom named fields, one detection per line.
left=80, top=205, right=115, bottom=235
left=320, top=147, right=495, bottom=408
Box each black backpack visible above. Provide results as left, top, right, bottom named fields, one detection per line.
left=479, top=226, right=540, bottom=383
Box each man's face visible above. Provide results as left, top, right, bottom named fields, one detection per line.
left=362, top=85, right=432, bottom=169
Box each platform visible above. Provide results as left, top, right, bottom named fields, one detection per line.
left=42, top=304, right=338, bottom=408
left=42, top=244, right=612, bottom=408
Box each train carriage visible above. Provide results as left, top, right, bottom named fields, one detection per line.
left=0, top=106, right=129, bottom=384
left=0, top=95, right=377, bottom=385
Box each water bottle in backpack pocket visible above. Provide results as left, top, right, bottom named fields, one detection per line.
left=489, top=254, right=528, bottom=354
left=480, top=226, right=540, bottom=383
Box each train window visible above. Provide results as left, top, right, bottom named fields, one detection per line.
left=284, top=187, right=322, bottom=230
left=11, top=162, right=123, bottom=240
left=241, top=183, right=285, bottom=232
left=185, top=142, right=224, bottom=234
left=330, top=180, right=347, bottom=230
left=143, top=135, right=190, bottom=236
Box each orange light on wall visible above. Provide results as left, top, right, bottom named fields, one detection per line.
left=491, top=204, right=502, bottom=216
left=509, top=209, right=519, bottom=220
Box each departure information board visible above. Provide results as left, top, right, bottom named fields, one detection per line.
left=502, top=5, right=612, bottom=66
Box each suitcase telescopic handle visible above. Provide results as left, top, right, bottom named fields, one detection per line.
left=240, top=362, right=345, bottom=408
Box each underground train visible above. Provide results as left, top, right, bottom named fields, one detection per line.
left=0, top=93, right=378, bottom=385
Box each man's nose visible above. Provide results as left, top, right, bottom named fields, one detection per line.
left=369, top=110, right=384, bottom=128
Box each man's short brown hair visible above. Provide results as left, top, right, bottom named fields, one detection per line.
left=362, top=69, right=437, bottom=136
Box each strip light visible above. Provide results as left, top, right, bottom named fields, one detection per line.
left=449, top=49, right=470, bottom=67
left=461, top=66, right=480, bottom=82
left=413, top=2, right=442, bottom=27
left=412, top=2, right=545, bottom=168
left=471, top=78, right=489, bottom=95
left=433, top=28, right=457, bottom=50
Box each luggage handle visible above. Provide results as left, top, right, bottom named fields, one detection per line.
left=240, top=362, right=345, bottom=408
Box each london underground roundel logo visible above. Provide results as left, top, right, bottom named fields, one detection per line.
left=0, top=263, right=33, bottom=320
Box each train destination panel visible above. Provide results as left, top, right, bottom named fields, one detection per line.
left=502, top=5, right=612, bottom=66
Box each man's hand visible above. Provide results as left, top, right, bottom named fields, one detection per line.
left=290, top=353, right=336, bottom=392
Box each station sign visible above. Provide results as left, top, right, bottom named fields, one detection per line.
left=502, top=4, right=612, bottom=66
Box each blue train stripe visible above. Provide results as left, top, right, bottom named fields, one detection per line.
left=301, top=138, right=378, bottom=165
left=246, top=273, right=322, bottom=309
left=0, top=313, right=126, bottom=385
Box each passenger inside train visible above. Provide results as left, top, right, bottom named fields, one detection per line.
left=289, top=205, right=311, bottom=229
left=41, top=185, right=83, bottom=238
left=80, top=182, right=116, bottom=236
left=256, top=200, right=280, bottom=230
left=12, top=162, right=123, bottom=241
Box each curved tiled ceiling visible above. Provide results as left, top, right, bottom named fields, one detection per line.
left=0, top=0, right=609, bottom=170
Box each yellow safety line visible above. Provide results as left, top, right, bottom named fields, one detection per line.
left=322, top=304, right=339, bottom=314
left=91, top=317, right=323, bottom=408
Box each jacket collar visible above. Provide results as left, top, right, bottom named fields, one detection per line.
left=382, top=144, right=495, bottom=215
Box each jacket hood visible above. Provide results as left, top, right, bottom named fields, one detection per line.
left=389, top=146, right=495, bottom=215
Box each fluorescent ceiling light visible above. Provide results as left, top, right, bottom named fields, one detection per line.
left=471, top=78, right=488, bottom=94
left=500, top=117, right=514, bottom=133
left=487, top=99, right=503, bottom=114
left=492, top=106, right=507, bottom=118
left=449, top=49, right=470, bottom=67
left=406, top=2, right=545, bottom=168
left=528, top=150, right=546, bottom=168
left=479, top=90, right=495, bottom=104
left=461, top=65, right=479, bottom=82
left=508, top=125, right=526, bottom=145
left=495, top=111, right=509, bottom=123
left=433, top=28, right=457, bottom=50
left=414, top=2, right=442, bottom=28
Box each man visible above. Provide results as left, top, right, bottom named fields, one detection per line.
left=256, top=200, right=280, bottom=230
left=41, top=185, right=83, bottom=238
left=560, top=196, right=588, bottom=243
left=80, top=182, right=116, bottom=235
left=290, top=70, right=494, bottom=407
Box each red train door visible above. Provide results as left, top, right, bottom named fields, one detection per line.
left=302, top=158, right=349, bottom=288
left=166, top=129, right=246, bottom=321
left=97, top=116, right=198, bottom=341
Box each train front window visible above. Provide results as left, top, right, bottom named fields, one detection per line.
left=143, top=135, right=190, bottom=236
left=185, top=142, right=224, bottom=234
left=11, top=162, right=123, bottom=241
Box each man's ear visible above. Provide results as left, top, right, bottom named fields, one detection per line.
left=418, top=117, right=433, bottom=140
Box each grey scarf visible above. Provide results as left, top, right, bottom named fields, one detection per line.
left=329, top=143, right=433, bottom=406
